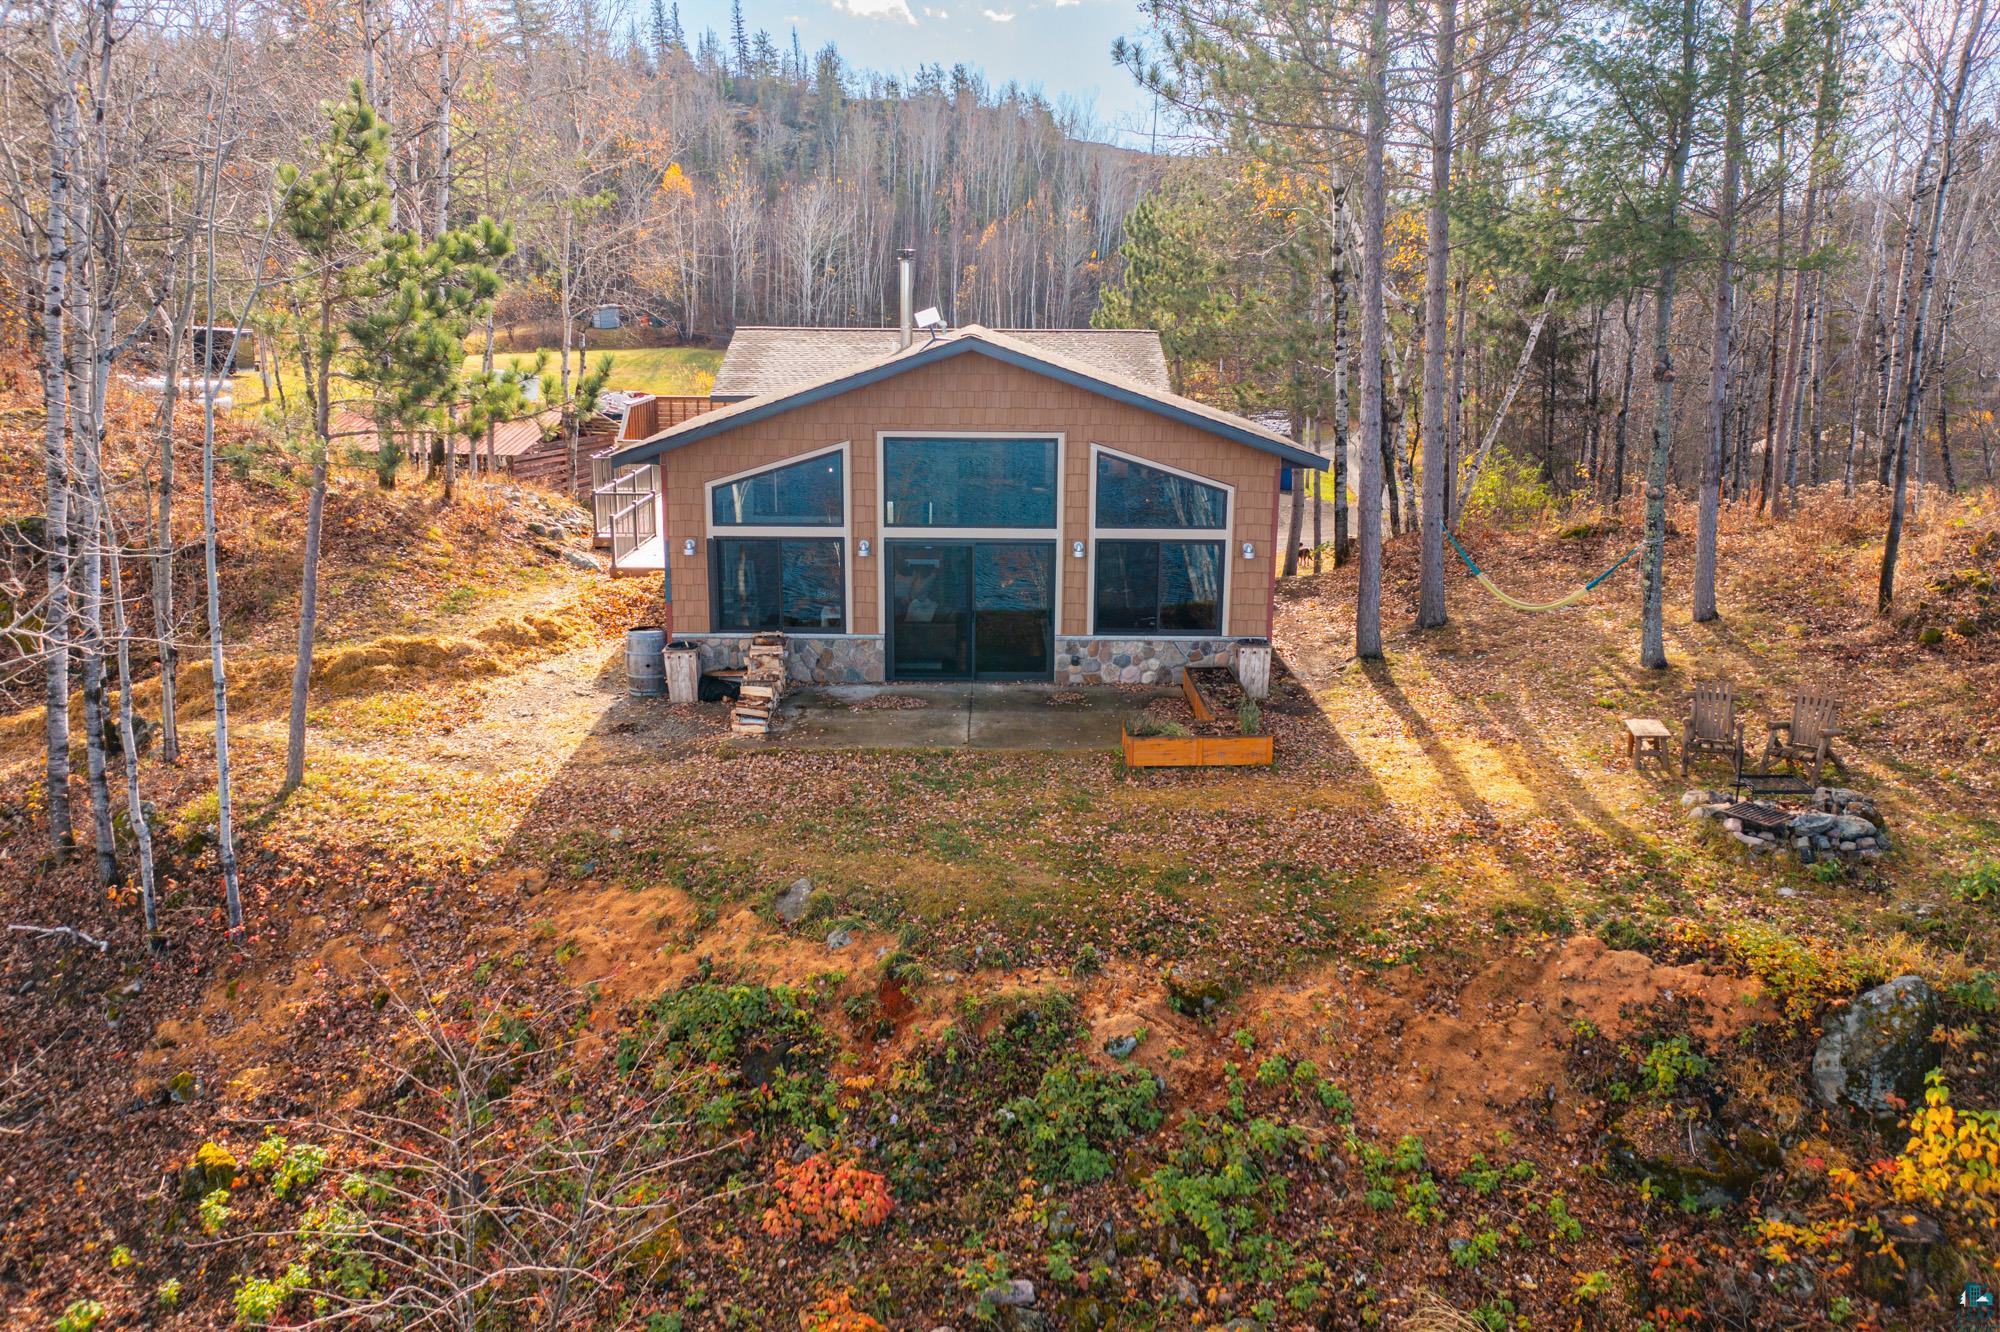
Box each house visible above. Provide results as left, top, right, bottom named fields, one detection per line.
left=601, top=261, right=1328, bottom=687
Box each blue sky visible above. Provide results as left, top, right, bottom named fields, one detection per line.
left=673, top=0, right=1164, bottom=147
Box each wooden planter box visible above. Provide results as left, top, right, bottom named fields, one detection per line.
left=1121, top=731, right=1275, bottom=767
left=1119, top=669, right=1274, bottom=767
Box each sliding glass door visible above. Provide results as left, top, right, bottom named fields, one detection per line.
left=888, top=541, right=1054, bottom=680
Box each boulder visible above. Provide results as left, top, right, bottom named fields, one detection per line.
left=1811, top=975, right=1940, bottom=1124
left=980, top=1280, right=1035, bottom=1309
left=562, top=548, right=602, bottom=572
left=774, top=877, right=814, bottom=925
left=825, top=928, right=852, bottom=950
left=1831, top=814, right=1878, bottom=842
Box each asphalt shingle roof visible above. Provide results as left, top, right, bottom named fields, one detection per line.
left=710, top=326, right=1171, bottom=399
left=614, top=325, right=1327, bottom=471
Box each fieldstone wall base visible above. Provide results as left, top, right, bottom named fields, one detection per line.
left=1053, top=637, right=1255, bottom=686
left=688, top=636, right=886, bottom=684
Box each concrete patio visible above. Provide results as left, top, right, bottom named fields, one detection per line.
left=769, top=682, right=1176, bottom=750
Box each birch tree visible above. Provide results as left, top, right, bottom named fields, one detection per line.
left=1880, top=0, right=1995, bottom=612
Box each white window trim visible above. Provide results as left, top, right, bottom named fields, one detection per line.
left=1086, top=443, right=1234, bottom=639
left=703, top=440, right=853, bottom=635
left=875, top=431, right=1066, bottom=651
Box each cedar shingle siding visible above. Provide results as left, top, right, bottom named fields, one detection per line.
left=660, top=354, right=1284, bottom=640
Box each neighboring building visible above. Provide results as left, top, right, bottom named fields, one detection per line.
left=603, top=310, right=1326, bottom=687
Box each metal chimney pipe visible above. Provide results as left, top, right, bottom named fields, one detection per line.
left=896, top=247, right=915, bottom=350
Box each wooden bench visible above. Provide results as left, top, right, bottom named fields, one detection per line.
left=1624, top=717, right=1672, bottom=772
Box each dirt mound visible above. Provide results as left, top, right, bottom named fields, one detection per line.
left=1075, top=935, right=1773, bottom=1153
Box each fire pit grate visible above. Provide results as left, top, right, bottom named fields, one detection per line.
left=1719, top=801, right=1791, bottom=837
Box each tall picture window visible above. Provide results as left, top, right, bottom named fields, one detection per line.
left=711, top=538, right=845, bottom=632
left=1093, top=540, right=1224, bottom=634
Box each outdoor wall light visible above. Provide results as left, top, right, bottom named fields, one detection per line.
left=682, top=538, right=696, bottom=557
left=858, top=539, right=872, bottom=558
left=1242, top=542, right=1255, bottom=560
left=1072, top=541, right=1085, bottom=558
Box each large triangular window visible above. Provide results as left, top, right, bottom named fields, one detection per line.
left=710, top=452, right=843, bottom=527
left=1094, top=453, right=1228, bottom=530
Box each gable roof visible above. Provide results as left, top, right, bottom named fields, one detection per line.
left=710, top=326, right=1172, bottom=400
left=612, top=325, right=1328, bottom=471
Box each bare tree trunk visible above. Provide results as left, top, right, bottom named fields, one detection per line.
left=1458, top=286, right=1557, bottom=518
left=198, top=104, right=245, bottom=933
left=1583, top=303, right=1604, bottom=490
left=1934, top=275, right=1959, bottom=493
left=1882, top=0, right=1987, bottom=614
left=1759, top=137, right=1788, bottom=514
left=1331, top=185, right=1351, bottom=567
left=152, top=217, right=197, bottom=766
left=1878, top=140, right=1924, bottom=489
left=38, top=19, right=78, bottom=856
left=105, top=502, right=159, bottom=947
left=1847, top=191, right=1889, bottom=494
left=1355, top=0, right=1389, bottom=659
left=1640, top=0, right=1696, bottom=671
left=285, top=448, right=330, bottom=795
left=1417, top=0, right=1456, bottom=631
left=1613, top=294, right=1638, bottom=507
left=1284, top=412, right=1305, bottom=577
left=1447, top=275, right=1469, bottom=516
left=285, top=274, right=338, bottom=795
left=1311, top=416, right=1324, bottom=574
left=1773, top=119, right=1825, bottom=520
left=70, top=0, right=119, bottom=886
left=1804, top=274, right=1827, bottom=488
left=1695, top=0, right=1751, bottom=624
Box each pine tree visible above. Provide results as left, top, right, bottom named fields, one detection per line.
left=668, top=2, right=686, bottom=52
left=1094, top=190, right=1230, bottom=394
left=730, top=0, right=750, bottom=77
left=649, top=0, right=672, bottom=67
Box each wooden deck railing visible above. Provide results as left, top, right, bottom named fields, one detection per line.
left=591, top=462, right=658, bottom=544
left=608, top=490, right=659, bottom=569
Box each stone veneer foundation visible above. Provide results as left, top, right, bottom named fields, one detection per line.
left=683, top=634, right=1260, bottom=686
left=687, top=635, right=887, bottom=683
left=1054, top=637, right=1249, bottom=686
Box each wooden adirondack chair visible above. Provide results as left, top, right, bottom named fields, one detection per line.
left=1682, top=680, right=1743, bottom=777
left=1764, top=689, right=1843, bottom=784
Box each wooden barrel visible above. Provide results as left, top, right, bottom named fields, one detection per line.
left=663, top=646, right=700, bottom=704
left=625, top=628, right=667, bottom=697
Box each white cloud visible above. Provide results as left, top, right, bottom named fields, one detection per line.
left=1050, top=0, right=1080, bottom=7
left=982, top=6, right=1015, bottom=18
left=830, top=0, right=916, bottom=21
left=921, top=4, right=949, bottom=13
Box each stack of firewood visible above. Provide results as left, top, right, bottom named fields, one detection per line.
left=730, top=633, right=787, bottom=735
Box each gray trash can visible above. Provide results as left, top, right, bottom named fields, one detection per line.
left=626, top=628, right=667, bottom=698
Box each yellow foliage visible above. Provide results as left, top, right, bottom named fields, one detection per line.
left=1891, top=1071, right=2000, bottom=1227
left=658, top=162, right=695, bottom=200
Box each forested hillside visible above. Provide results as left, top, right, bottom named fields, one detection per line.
left=122, top=0, right=1153, bottom=351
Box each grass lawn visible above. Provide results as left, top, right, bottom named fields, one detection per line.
left=227, top=346, right=721, bottom=411
left=467, top=346, right=720, bottom=397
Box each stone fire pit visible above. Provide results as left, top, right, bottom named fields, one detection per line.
left=1683, top=786, right=1891, bottom=863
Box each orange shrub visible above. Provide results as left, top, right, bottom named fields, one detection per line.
left=798, top=1288, right=886, bottom=1331
left=760, top=1153, right=893, bottom=1243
